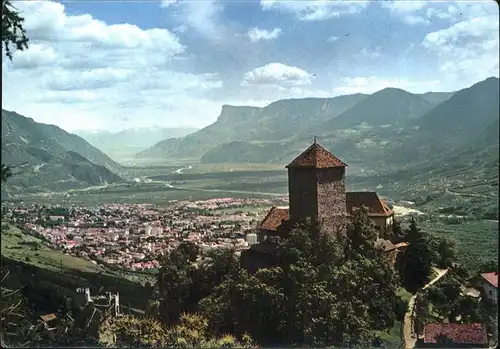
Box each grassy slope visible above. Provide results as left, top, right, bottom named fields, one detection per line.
left=2, top=224, right=100, bottom=273
left=1, top=224, right=153, bottom=309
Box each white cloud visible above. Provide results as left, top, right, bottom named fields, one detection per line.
left=241, top=63, right=313, bottom=87
left=10, top=43, right=59, bottom=69
left=381, top=1, right=499, bottom=88
left=1, top=1, right=226, bottom=132
left=247, top=27, right=282, bottom=43
left=422, top=10, right=499, bottom=84
left=260, top=0, right=369, bottom=21
left=425, top=7, right=454, bottom=21
left=380, top=1, right=430, bottom=25
left=22, top=1, right=183, bottom=51
left=333, top=76, right=442, bottom=95
left=39, top=68, right=136, bottom=91
left=326, top=35, right=339, bottom=42
left=161, top=0, right=226, bottom=41
left=381, top=1, right=498, bottom=26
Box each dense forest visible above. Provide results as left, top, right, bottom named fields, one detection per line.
left=4, top=209, right=487, bottom=348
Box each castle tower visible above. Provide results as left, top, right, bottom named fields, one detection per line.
left=286, top=140, right=347, bottom=235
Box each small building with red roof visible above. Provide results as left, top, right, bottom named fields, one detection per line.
left=420, top=323, right=489, bottom=348
left=474, top=272, right=498, bottom=305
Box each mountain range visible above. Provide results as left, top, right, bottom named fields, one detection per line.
left=1, top=77, right=497, bottom=196
left=1, top=110, right=124, bottom=196
left=75, top=127, right=198, bottom=161
left=136, top=78, right=497, bottom=176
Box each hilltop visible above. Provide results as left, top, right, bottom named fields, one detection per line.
left=137, top=77, right=498, bottom=177
left=1, top=110, right=124, bottom=196
left=136, top=94, right=368, bottom=161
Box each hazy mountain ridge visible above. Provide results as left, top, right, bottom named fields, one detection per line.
left=143, top=77, right=499, bottom=176
left=75, top=127, right=199, bottom=157
left=1, top=110, right=124, bottom=195
left=136, top=93, right=368, bottom=160
left=387, top=77, right=500, bottom=165
left=2, top=111, right=121, bottom=171
left=314, top=88, right=434, bottom=133
left=419, top=91, right=455, bottom=105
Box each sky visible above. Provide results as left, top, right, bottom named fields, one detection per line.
left=2, top=0, right=499, bottom=132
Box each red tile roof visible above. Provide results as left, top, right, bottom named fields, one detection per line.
left=423, top=323, right=488, bottom=345
left=346, top=192, right=394, bottom=217
left=481, top=272, right=498, bottom=288
left=286, top=142, right=347, bottom=169
left=259, top=206, right=289, bottom=231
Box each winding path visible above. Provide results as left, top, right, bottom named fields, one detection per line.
left=403, top=268, right=449, bottom=349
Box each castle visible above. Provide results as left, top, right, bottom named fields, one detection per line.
left=241, top=141, right=404, bottom=272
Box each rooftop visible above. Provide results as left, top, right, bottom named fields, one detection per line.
left=286, top=142, right=347, bottom=169
left=259, top=206, right=289, bottom=232
left=480, top=272, right=498, bottom=288
left=423, top=323, right=488, bottom=345
left=346, top=192, right=394, bottom=217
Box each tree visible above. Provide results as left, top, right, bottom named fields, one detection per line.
left=155, top=244, right=241, bottom=326
left=2, top=0, right=29, bottom=60
left=155, top=249, right=193, bottom=325
left=431, top=236, right=455, bottom=269
left=452, top=296, right=484, bottom=323
left=200, top=211, right=400, bottom=347
left=2, top=0, right=30, bottom=184
left=99, top=313, right=257, bottom=348
left=425, top=287, right=448, bottom=310
left=178, top=241, right=200, bottom=263
left=390, top=218, right=406, bottom=244
left=343, top=207, right=379, bottom=260
left=396, top=218, right=435, bottom=293
left=414, top=295, right=429, bottom=335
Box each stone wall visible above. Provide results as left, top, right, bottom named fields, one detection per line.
left=316, top=167, right=347, bottom=235
left=288, top=168, right=318, bottom=223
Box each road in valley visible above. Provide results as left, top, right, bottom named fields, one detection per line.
left=403, top=268, right=449, bottom=349
left=158, top=166, right=284, bottom=197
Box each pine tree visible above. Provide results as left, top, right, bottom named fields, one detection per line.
left=2, top=0, right=29, bottom=60
left=397, top=218, right=435, bottom=293
left=344, top=207, right=379, bottom=260
left=390, top=218, right=406, bottom=244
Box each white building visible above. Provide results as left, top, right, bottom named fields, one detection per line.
left=246, top=233, right=258, bottom=245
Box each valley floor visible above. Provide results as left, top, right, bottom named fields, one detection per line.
left=4, top=163, right=498, bottom=274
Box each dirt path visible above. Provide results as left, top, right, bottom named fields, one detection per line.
left=403, top=268, right=449, bottom=349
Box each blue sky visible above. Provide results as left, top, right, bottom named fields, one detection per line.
left=2, top=0, right=498, bottom=132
